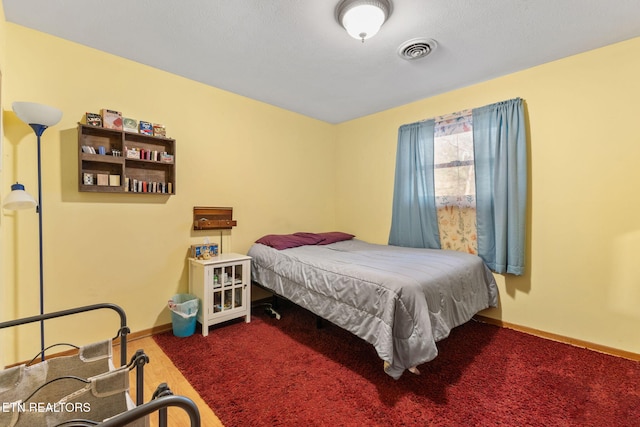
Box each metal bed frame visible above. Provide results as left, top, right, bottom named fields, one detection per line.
left=0, top=303, right=201, bottom=427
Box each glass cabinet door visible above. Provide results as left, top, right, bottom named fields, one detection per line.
left=213, top=290, right=222, bottom=313
left=234, top=264, right=243, bottom=284
left=208, top=263, right=246, bottom=312
left=212, top=267, right=223, bottom=289
left=209, top=266, right=223, bottom=313
left=234, top=287, right=243, bottom=308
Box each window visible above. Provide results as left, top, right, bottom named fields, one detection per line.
left=389, top=98, right=526, bottom=274
left=433, top=112, right=477, bottom=254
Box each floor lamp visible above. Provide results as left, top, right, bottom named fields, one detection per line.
left=3, top=102, right=63, bottom=361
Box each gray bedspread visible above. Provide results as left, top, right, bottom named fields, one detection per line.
left=248, top=239, right=498, bottom=379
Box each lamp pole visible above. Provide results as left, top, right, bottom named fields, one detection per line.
left=10, top=102, right=63, bottom=362
left=32, top=123, right=48, bottom=361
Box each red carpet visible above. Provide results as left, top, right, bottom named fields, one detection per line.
left=153, top=301, right=640, bottom=426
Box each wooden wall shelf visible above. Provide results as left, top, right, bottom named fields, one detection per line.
left=78, top=124, right=176, bottom=194
left=193, top=207, right=237, bottom=230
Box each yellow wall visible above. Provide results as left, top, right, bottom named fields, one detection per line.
left=0, top=1, right=8, bottom=369
left=1, top=24, right=336, bottom=363
left=336, top=37, right=640, bottom=355
left=2, top=16, right=639, bottom=365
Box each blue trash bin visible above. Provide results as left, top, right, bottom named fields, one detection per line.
left=168, top=294, right=199, bottom=337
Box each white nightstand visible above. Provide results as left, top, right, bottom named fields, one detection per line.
left=188, top=253, right=251, bottom=336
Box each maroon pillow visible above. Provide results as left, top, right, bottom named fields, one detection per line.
left=255, top=232, right=324, bottom=250
left=317, top=232, right=355, bottom=245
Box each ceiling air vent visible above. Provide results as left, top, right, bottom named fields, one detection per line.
left=398, top=38, right=437, bottom=61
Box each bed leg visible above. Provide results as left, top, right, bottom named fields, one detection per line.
left=265, top=306, right=281, bottom=320
left=409, top=366, right=421, bottom=375
left=265, top=295, right=282, bottom=319
left=132, top=349, right=150, bottom=406
left=152, top=383, right=173, bottom=427
left=251, top=295, right=282, bottom=320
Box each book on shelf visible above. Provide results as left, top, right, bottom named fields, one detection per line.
left=101, top=109, right=123, bottom=130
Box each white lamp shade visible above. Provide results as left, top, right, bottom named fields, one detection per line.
left=342, top=4, right=386, bottom=40
left=12, top=102, right=63, bottom=127
left=3, top=183, right=37, bottom=211
left=337, top=0, right=391, bottom=41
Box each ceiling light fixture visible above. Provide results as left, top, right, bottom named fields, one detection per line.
left=336, top=0, right=392, bottom=43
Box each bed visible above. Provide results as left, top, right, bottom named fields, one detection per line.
left=248, top=234, right=498, bottom=379
left=0, top=303, right=201, bottom=426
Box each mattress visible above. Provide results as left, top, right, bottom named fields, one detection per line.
left=248, top=239, right=498, bottom=379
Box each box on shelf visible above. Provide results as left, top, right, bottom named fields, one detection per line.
left=123, top=117, right=138, bottom=133
left=97, top=174, right=109, bottom=186
left=153, top=123, right=166, bottom=137
left=83, top=173, right=94, bottom=185
left=190, top=244, right=219, bottom=260
left=125, top=148, right=140, bottom=159
left=160, top=153, right=174, bottom=163
left=101, top=109, right=123, bottom=130
left=139, top=121, right=153, bottom=135
left=85, top=112, right=102, bottom=127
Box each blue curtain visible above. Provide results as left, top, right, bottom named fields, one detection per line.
left=473, top=98, right=527, bottom=275
left=388, top=120, right=441, bottom=249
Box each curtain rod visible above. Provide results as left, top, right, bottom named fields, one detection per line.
left=415, top=97, right=523, bottom=125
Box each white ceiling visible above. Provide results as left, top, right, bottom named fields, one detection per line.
left=4, top=0, right=640, bottom=124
